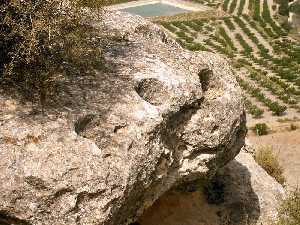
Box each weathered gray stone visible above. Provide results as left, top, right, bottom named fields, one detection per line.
left=0, top=11, right=246, bottom=225
left=137, top=150, right=285, bottom=225
left=217, top=151, right=285, bottom=225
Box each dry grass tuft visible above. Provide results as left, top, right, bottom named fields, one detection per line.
left=276, top=188, right=300, bottom=225
left=254, top=146, right=285, bottom=185
left=0, top=0, right=104, bottom=111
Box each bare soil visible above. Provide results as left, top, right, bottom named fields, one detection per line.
left=138, top=189, right=222, bottom=225
left=248, top=128, right=300, bottom=189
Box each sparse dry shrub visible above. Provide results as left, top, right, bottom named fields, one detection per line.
left=290, top=123, right=298, bottom=131
left=254, top=146, right=285, bottom=185
left=276, top=188, right=300, bottom=225
left=0, top=0, right=104, bottom=110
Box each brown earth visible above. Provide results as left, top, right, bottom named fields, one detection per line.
left=248, top=128, right=300, bottom=189
left=138, top=151, right=285, bottom=225
left=139, top=188, right=222, bottom=225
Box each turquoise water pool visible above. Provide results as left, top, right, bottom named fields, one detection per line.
left=121, top=3, right=191, bottom=17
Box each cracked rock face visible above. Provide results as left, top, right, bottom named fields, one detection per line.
left=0, top=11, right=246, bottom=225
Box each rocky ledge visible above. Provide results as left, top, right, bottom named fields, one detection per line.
left=0, top=10, right=281, bottom=225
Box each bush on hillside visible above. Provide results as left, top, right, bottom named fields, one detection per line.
left=281, top=20, right=293, bottom=32
left=290, top=123, right=298, bottom=131
left=254, top=146, right=285, bottom=185
left=0, top=0, right=104, bottom=110
left=277, top=0, right=289, bottom=16
left=290, top=2, right=300, bottom=15
left=254, top=123, right=268, bottom=136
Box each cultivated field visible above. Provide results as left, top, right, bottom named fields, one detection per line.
left=156, top=0, right=300, bottom=187
left=159, top=0, right=300, bottom=127
left=108, top=0, right=300, bottom=187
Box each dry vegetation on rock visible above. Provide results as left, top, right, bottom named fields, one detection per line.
left=0, top=8, right=249, bottom=224
left=254, top=146, right=285, bottom=185
left=0, top=0, right=104, bottom=110
left=276, top=188, right=300, bottom=225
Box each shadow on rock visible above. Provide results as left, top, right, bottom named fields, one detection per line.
left=216, top=158, right=260, bottom=225
left=137, top=155, right=262, bottom=225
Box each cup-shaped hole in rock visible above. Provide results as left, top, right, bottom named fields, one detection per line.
left=199, top=68, right=212, bottom=92
left=135, top=78, right=169, bottom=106
left=74, top=114, right=95, bottom=135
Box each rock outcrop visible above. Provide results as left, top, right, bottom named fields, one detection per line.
left=138, top=151, right=285, bottom=225
left=217, top=151, right=285, bottom=225
left=0, top=11, right=247, bottom=225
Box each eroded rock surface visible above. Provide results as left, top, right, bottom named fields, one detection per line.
left=138, top=151, right=285, bottom=225
left=217, top=151, right=285, bottom=225
left=0, top=11, right=246, bottom=225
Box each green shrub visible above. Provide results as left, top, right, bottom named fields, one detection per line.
left=290, top=2, right=300, bottom=15
left=218, top=27, right=237, bottom=51
left=254, top=146, right=285, bottom=185
left=249, top=105, right=264, bottom=118
left=229, top=0, right=238, bottom=13
left=253, top=0, right=261, bottom=21
left=248, top=0, right=253, bottom=10
left=262, top=0, right=286, bottom=36
left=0, top=0, right=104, bottom=110
left=175, top=31, right=194, bottom=43
left=237, top=0, right=246, bottom=15
left=235, top=33, right=253, bottom=53
left=222, top=0, right=230, bottom=11
left=185, top=43, right=209, bottom=51
left=172, top=21, right=189, bottom=32
left=243, top=97, right=264, bottom=118
left=254, top=123, right=268, bottom=136
left=224, top=17, right=235, bottom=30
left=269, top=102, right=287, bottom=116
left=161, top=22, right=177, bottom=33
left=277, top=0, right=289, bottom=16
left=281, top=20, right=293, bottom=32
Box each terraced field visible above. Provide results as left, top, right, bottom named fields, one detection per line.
left=159, top=0, right=300, bottom=130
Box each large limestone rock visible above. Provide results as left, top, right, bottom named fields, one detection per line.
left=217, top=151, right=285, bottom=225
left=0, top=11, right=246, bottom=225
left=138, top=151, right=285, bottom=225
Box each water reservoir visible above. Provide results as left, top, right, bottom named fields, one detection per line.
left=121, top=3, right=191, bottom=17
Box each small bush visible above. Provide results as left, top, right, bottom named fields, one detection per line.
left=255, top=146, right=285, bottom=185
left=277, top=0, right=289, bottom=16
left=222, top=0, right=230, bottom=11
left=250, top=106, right=264, bottom=118
left=254, top=123, right=268, bottom=136
left=277, top=188, right=300, bottom=225
left=229, top=0, right=238, bottom=13
left=237, top=0, right=246, bottom=15
left=281, top=20, right=293, bottom=32
left=290, top=123, right=298, bottom=131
